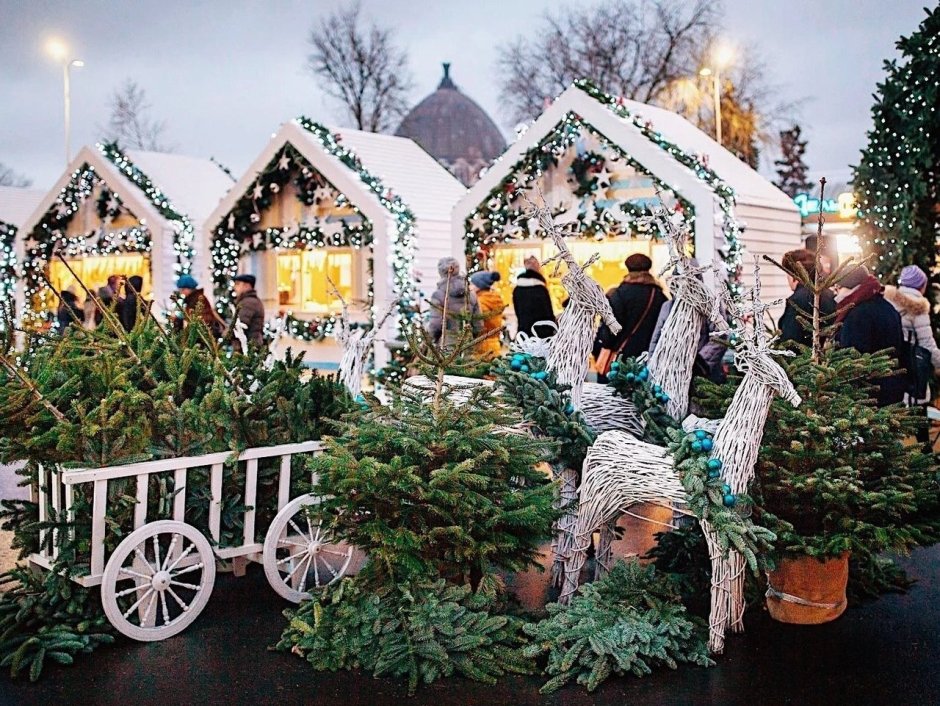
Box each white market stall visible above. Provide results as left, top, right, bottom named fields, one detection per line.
left=454, top=81, right=800, bottom=321
left=205, top=118, right=465, bottom=369
left=0, top=186, right=46, bottom=328
left=18, top=144, right=232, bottom=326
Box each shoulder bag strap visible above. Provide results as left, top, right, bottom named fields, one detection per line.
left=614, top=288, right=657, bottom=354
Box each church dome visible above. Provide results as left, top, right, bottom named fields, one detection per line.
left=396, top=63, right=506, bottom=186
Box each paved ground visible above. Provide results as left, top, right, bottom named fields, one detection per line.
left=1, top=542, right=938, bottom=706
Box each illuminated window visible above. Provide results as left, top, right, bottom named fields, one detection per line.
left=489, top=237, right=670, bottom=312
left=276, top=248, right=354, bottom=314
left=44, top=253, right=150, bottom=310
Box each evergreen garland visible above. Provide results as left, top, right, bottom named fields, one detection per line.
left=523, top=560, right=712, bottom=693
left=278, top=578, right=534, bottom=696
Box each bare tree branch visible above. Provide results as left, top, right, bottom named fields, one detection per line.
left=306, top=1, right=414, bottom=133
left=0, top=163, right=32, bottom=187
left=101, top=79, right=175, bottom=152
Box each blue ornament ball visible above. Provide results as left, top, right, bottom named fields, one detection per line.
left=707, top=458, right=723, bottom=471
left=707, top=468, right=721, bottom=479
left=721, top=483, right=731, bottom=494
left=510, top=360, right=522, bottom=371
left=625, top=372, right=636, bottom=382
left=694, top=429, right=707, bottom=440
left=639, top=368, right=649, bottom=381
left=701, top=438, right=714, bottom=452
left=691, top=440, right=703, bottom=453
left=723, top=494, right=737, bottom=507
left=610, top=361, right=621, bottom=371
left=521, top=365, right=530, bottom=373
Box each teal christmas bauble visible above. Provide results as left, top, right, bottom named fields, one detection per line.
left=521, top=365, right=530, bottom=373
left=723, top=494, right=737, bottom=507
left=625, top=372, right=636, bottom=382
left=510, top=360, right=521, bottom=371
left=707, top=468, right=721, bottom=479
left=694, top=429, right=707, bottom=440
left=721, top=483, right=731, bottom=494
left=701, top=438, right=714, bottom=452
left=707, top=458, right=722, bottom=471
left=691, top=440, right=703, bottom=452
left=610, top=361, right=621, bottom=371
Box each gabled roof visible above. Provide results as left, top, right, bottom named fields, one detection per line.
left=206, top=120, right=465, bottom=231
left=126, top=151, right=234, bottom=226
left=617, top=98, right=794, bottom=210
left=21, top=146, right=232, bottom=237
left=459, top=84, right=794, bottom=214
left=0, top=187, right=46, bottom=228
left=334, top=128, right=465, bottom=222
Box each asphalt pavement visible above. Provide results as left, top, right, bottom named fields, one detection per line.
left=2, top=543, right=938, bottom=706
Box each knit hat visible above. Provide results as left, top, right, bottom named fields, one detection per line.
left=898, top=265, right=928, bottom=291
left=470, top=271, right=501, bottom=290
left=234, top=273, right=256, bottom=287
left=176, top=275, right=198, bottom=290
left=838, top=264, right=870, bottom=290
left=625, top=253, right=653, bottom=272
left=437, top=257, right=461, bottom=278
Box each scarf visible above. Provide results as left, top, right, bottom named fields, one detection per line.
left=835, top=275, right=883, bottom=323
left=623, top=271, right=659, bottom=287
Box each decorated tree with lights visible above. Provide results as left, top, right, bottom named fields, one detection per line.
left=854, top=7, right=940, bottom=287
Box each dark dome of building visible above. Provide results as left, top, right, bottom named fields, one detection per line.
left=396, top=63, right=506, bottom=186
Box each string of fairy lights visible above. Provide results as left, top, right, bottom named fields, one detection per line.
left=463, top=111, right=694, bottom=265
left=465, top=79, right=745, bottom=294
left=0, top=221, right=17, bottom=330
left=854, top=8, right=939, bottom=284
left=20, top=144, right=195, bottom=326
left=211, top=117, right=417, bottom=342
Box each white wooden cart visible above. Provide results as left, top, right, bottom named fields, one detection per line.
left=29, top=441, right=354, bottom=642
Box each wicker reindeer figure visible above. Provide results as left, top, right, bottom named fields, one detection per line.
left=559, top=266, right=801, bottom=655
left=645, top=213, right=728, bottom=421
left=330, top=279, right=399, bottom=398
left=524, top=197, right=622, bottom=409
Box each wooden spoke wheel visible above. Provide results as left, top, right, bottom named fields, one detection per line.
left=101, top=520, right=216, bottom=642
left=263, top=494, right=353, bottom=603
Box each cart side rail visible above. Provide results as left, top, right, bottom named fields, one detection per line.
left=34, top=441, right=325, bottom=582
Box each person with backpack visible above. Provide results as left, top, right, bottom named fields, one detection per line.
left=883, top=265, right=940, bottom=447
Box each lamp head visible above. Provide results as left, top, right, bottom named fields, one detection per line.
left=713, top=43, right=735, bottom=69
left=699, top=67, right=713, bottom=77
left=70, top=59, right=84, bottom=68
left=45, top=37, right=68, bottom=62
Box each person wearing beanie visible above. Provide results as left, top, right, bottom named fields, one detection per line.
left=512, top=255, right=556, bottom=339
left=884, top=265, right=940, bottom=441
left=427, top=257, right=482, bottom=350
left=777, top=248, right=837, bottom=347
left=469, top=271, right=505, bottom=359
left=835, top=264, right=905, bottom=406
left=232, top=273, right=265, bottom=348
left=595, top=251, right=667, bottom=369
left=174, top=274, right=225, bottom=338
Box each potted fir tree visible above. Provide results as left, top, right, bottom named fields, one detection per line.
left=753, top=191, right=940, bottom=623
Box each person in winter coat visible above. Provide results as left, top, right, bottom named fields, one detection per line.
left=93, top=283, right=115, bottom=327
left=469, top=270, right=505, bottom=359
left=835, top=264, right=905, bottom=406
left=232, top=273, right=265, bottom=348
left=778, top=248, right=837, bottom=347
left=427, top=257, right=482, bottom=350
left=597, top=253, right=667, bottom=358
left=116, top=275, right=145, bottom=332
left=175, top=274, right=225, bottom=338
left=883, top=265, right=940, bottom=445
left=511, top=255, right=555, bottom=339
left=56, top=289, right=83, bottom=333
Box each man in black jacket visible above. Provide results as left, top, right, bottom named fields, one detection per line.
left=778, top=248, right=836, bottom=347
left=597, top=253, right=667, bottom=358
left=511, top=255, right=556, bottom=338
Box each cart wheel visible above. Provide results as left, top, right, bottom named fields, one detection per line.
left=101, top=520, right=216, bottom=642
left=263, top=493, right=353, bottom=603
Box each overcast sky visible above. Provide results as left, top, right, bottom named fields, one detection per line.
left=0, top=0, right=929, bottom=191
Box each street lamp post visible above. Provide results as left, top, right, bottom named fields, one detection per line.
left=699, top=44, right=734, bottom=147
left=46, top=38, right=84, bottom=166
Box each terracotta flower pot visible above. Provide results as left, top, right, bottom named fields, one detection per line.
left=766, top=552, right=849, bottom=624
